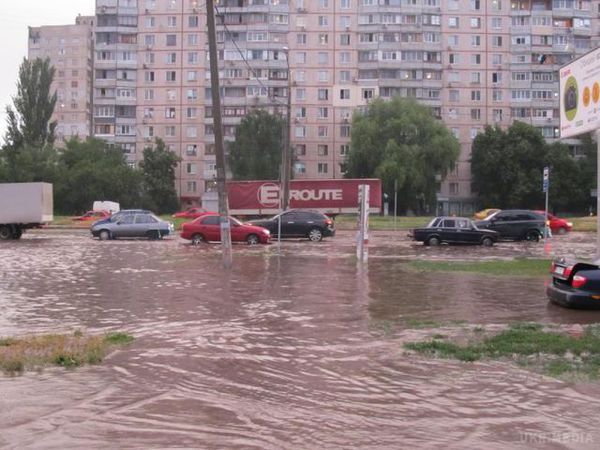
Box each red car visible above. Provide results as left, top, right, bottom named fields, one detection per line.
left=172, top=207, right=213, bottom=219
left=533, top=211, right=573, bottom=235
left=181, top=215, right=271, bottom=245
left=72, top=210, right=111, bottom=221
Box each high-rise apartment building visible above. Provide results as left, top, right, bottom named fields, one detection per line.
left=41, top=1, right=600, bottom=211
left=28, top=15, right=95, bottom=145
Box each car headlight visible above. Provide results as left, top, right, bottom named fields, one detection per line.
left=263, top=229, right=270, bottom=235
left=567, top=222, right=573, bottom=227
left=169, top=222, right=175, bottom=231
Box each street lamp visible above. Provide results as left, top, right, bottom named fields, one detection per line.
left=281, top=46, right=292, bottom=212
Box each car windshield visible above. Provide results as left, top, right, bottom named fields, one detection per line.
left=426, top=217, right=441, bottom=228
left=484, top=210, right=500, bottom=221
left=230, top=217, right=243, bottom=226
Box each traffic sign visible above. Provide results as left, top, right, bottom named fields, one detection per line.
left=543, top=167, right=550, bottom=193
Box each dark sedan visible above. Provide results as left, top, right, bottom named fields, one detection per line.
left=409, top=216, right=499, bottom=246
left=547, top=257, right=600, bottom=309
left=247, top=210, right=335, bottom=242
left=474, top=209, right=545, bottom=241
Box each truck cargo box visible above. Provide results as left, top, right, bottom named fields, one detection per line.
left=0, top=182, right=53, bottom=224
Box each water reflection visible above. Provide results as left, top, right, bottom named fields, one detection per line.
left=0, top=230, right=599, bottom=449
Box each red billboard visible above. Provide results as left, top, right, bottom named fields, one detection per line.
left=227, top=179, right=382, bottom=215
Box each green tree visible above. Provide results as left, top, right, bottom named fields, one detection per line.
left=228, top=109, right=285, bottom=180
left=471, top=122, right=592, bottom=213
left=345, top=97, right=460, bottom=214
left=138, top=138, right=180, bottom=214
left=53, top=138, right=141, bottom=214
left=3, top=57, right=57, bottom=150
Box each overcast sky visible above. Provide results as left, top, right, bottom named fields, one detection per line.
left=0, top=0, right=95, bottom=139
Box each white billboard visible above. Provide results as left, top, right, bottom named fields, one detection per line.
left=559, top=47, right=600, bottom=139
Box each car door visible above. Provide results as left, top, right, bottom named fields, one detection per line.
left=439, top=219, right=456, bottom=242
left=113, top=214, right=136, bottom=237
left=281, top=211, right=301, bottom=237
left=200, top=215, right=221, bottom=241
left=456, top=218, right=480, bottom=243
left=488, top=212, right=513, bottom=238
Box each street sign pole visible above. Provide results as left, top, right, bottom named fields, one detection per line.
left=597, top=129, right=600, bottom=259
left=543, top=166, right=550, bottom=253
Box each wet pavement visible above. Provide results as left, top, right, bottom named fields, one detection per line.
left=1, top=229, right=600, bottom=449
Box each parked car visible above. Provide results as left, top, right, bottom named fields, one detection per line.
left=181, top=215, right=270, bottom=245
left=409, top=216, right=499, bottom=246
left=91, top=211, right=173, bottom=240
left=72, top=210, right=110, bottom=221
left=473, top=208, right=500, bottom=220
left=533, top=210, right=573, bottom=235
left=246, top=210, right=335, bottom=242
left=547, top=257, right=600, bottom=309
left=474, top=209, right=545, bottom=241
left=172, top=207, right=213, bottom=219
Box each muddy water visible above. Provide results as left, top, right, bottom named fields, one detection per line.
left=1, top=230, right=599, bottom=449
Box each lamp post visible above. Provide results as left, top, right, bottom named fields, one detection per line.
left=281, top=46, right=292, bottom=212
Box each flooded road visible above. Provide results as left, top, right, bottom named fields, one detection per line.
left=1, top=230, right=599, bottom=449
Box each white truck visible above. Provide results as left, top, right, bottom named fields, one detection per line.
left=0, top=182, right=53, bottom=240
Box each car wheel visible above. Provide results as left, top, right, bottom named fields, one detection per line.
left=308, top=228, right=323, bottom=242
left=558, top=227, right=567, bottom=235
left=191, top=234, right=204, bottom=245
left=0, top=226, right=13, bottom=240
left=481, top=236, right=493, bottom=247
left=427, top=236, right=440, bottom=246
left=99, top=230, right=111, bottom=241
left=525, top=230, right=540, bottom=242
left=246, top=234, right=260, bottom=245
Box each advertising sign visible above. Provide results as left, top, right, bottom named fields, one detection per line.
left=559, top=46, right=600, bottom=138
left=226, top=179, right=382, bottom=215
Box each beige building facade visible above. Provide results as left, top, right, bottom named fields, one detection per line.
left=28, top=16, right=95, bottom=145
left=36, top=1, right=600, bottom=211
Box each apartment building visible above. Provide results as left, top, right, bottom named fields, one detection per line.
left=28, top=15, right=95, bottom=145
left=42, top=0, right=600, bottom=210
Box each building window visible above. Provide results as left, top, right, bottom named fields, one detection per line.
left=471, top=108, right=481, bottom=120
left=317, top=144, right=329, bottom=156
left=318, top=163, right=329, bottom=174
left=186, top=144, right=197, bottom=156
left=189, top=16, right=199, bottom=27
left=186, top=163, right=197, bottom=175
left=187, top=181, right=197, bottom=193
left=295, top=144, right=306, bottom=156
left=318, top=89, right=329, bottom=100
left=318, top=126, right=328, bottom=137
left=449, top=183, right=459, bottom=195
left=166, top=34, right=177, bottom=46
left=340, top=144, right=349, bottom=156
left=294, top=162, right=306, bottom=174
left=340, top=125, right=350, bottom=137
left=295, top=126, right=306, bottom=138
left=340, top=89, right=350, bottom=99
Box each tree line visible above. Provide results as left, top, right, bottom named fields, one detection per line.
left=0, top=58, right=180, bottom=215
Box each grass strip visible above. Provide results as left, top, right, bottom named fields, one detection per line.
left=0, top=331, right=134, bottom=376
left=406, top=259, right=551, bottom=277
left=406, top=323, right=600, bottom=380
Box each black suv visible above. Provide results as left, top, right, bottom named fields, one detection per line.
left=474, top=209, right=545, bottom=241
left=247, top=210, right=335, bottom=242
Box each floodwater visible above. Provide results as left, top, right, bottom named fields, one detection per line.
left=1, top=230, right=600, bottom=449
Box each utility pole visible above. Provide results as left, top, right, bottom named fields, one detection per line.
left=281, top=47, right=292, bottom=211
left=206, top=0, right=232, bottom=268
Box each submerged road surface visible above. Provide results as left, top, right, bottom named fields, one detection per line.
left=0, top=230, right=599, bottom=449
